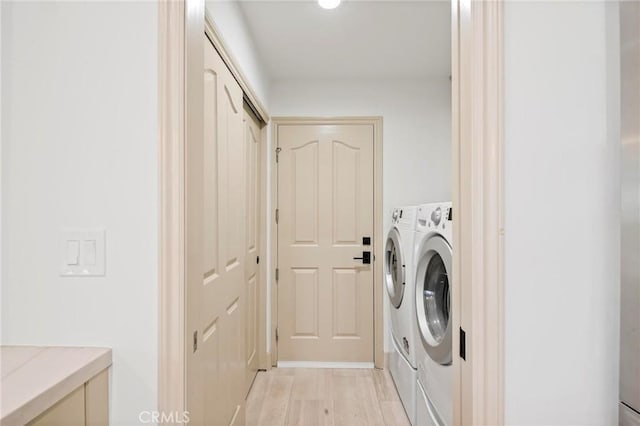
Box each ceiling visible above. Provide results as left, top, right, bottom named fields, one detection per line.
left=238, top=0, right=451, bottom=80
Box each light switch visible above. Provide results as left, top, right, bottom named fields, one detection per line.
left=60, top=229, right=105, bottom=277
left=66, top=240, right=80, bottom=265
left=83, top=240, right=97, bottom=265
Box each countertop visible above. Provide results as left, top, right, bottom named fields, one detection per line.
left=0, top=346, right=112, bottom=426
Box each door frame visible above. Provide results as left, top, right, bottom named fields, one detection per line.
left=270, top=116, right=384, bottom=369
left=158, top=0, right=506, bottom=424
left=452, top=0, right=505, bottom=425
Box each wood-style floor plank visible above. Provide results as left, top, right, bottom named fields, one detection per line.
left=247, top=368, right=410, bottom=426
left=246, top=371, right=268, bottom=425
left=380, top=401, right=412, bottom=426
left=285, top=400, right=335, bottom=426
left=372, top=369, right=401, bottom=402
left=253, top=374, right=294, bottom=426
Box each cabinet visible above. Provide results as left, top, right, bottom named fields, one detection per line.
left=1, top=347, right=111, bottom=426
left=27, top=370, right=108, bottom=426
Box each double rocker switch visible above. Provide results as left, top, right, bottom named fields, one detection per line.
left=65, top=240, right=97, bottom=266
left=60, top=229, right=105, bottom=277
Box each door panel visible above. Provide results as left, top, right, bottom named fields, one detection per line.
left=332, top=141, right=359, bottom=244
left=197, top=36, right=246, bottom=425
left=244, top=105, right=262, bottom=395
left=292, top=268, right=320, bottom=337
left=332, top=268, right=359, bottom=337
left=291, top=141, right=320, bottom=244
left=277, top=124, right=374, bottom=362
left=203, top=69, right=219, bottom=279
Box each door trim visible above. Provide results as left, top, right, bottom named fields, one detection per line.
left=270, top=116, right=384, bottom=369
left=277, top=361, right=375, bottom=369
left=158, top=0, right=188, bottom=417
left=452, top=0, right=505, bottom=424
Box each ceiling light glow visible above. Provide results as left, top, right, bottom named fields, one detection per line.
left=318, top=0, right=341, bottom=10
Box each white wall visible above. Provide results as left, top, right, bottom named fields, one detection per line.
left=1, top=2, right=158, bottom=425
left=503, top=1, right=620, bottom=424
left=205, top=0, right=271, bottom=108
left=271, top=77, right=452, bottom=351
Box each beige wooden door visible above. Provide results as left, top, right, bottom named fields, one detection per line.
left=243, top=104, right=261, bottom=395
left=187, top=36, right=246, bottom=426
left=277, top=124, right=375, bottom=363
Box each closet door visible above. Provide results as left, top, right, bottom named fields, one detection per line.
left=197, top=35, right=246, bottom=426
left=243, top=104, right=262, bottom=396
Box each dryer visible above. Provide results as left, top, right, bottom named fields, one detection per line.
left=385, top=206, right=418, bottom=425
left=414, top=202, right=453, bottom=426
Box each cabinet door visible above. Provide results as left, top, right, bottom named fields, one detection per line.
left=28, top=386, right=85, bottom=426
left=85, top=370, right=109, bottom=426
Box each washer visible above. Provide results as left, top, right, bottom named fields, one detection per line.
left=414, top=202, right=453, bottom=426
left=384, top=206, right=418, bottom=425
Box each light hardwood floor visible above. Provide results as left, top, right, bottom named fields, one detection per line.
left=246, top=368, right=411, bottom=426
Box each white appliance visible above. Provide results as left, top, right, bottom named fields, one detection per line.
left=414, top=202, right=453, bottom=426
left=384, top=206, right=418, bottom=425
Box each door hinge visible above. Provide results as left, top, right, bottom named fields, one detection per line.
left=193, top=330, right=198, bottom=353
left=459, top=327, right=466, bottom=360
left=275, top=208, right=279, bottom=224
left=275, top=147, right=282, bottom=163
left=275, top=327, right=279, bottom=342
left=257, top=255, right=260, bottom=264
left=275, top=268, right=279, bottom=282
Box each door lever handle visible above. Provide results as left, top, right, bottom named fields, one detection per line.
left=353, top=251, right=371, bottom=264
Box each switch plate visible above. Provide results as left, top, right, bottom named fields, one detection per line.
left=60, top=229, right=105, bottom=276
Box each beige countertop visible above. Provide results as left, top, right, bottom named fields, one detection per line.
left=0, top=346, right=112, bottom=426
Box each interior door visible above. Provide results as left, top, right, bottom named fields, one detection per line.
left=277, top=123, right=375, bottom=363
left=243, top=104, right=261, bottom=395
left=187, top=35, right=246, bottom=426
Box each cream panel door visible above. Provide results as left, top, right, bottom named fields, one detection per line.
left=243, top=105, right=261, bottom=395
left=198, top=36, right=246, bottom=426
left=277, top=124, right=374, bottom=362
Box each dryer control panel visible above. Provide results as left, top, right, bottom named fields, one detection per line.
left=391, top=208, right=401, bottom=224
left=417, top=203, right=452, bottom=232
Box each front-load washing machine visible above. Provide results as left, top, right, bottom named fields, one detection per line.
left=414, top=202, right=453, bottom=426
left=385, top=206, right=418, bottom=425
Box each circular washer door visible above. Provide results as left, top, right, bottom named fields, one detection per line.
left=384, top=227, right=405, bottom=308
left=415, top=235, right=452, bottom=365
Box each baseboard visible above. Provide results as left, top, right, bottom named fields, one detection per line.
left=276, top=361, right=375, bottom=369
